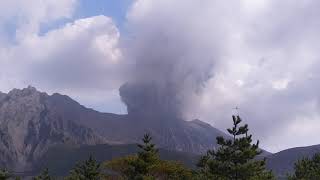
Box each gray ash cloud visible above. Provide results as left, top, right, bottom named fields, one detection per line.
left=119, top=14, right=216, bottom=120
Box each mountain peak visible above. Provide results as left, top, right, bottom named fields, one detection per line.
left=7, top=86, right=45, bottom=98
left=0, top=86, right=104, bottom=170
left=26, top=85, right=37, bottom=91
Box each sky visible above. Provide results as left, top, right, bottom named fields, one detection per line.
left=1, top=0, right=320, bottom=153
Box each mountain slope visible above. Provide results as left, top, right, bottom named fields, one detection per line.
left=0, top=87, right=105, bottom=170
left=266, top=144, right=320, bottom=178
left=0, top=86, right=228, bottom=170
left=44, top=88, right=229, bottom=153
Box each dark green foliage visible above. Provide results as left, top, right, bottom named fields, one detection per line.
left=117, top=133, right=160, bottom=179
left=0, top=168, right=11, bottom=180
left=36, top=143, right=198, bottom=176
left=65, top=155, right=101, bottom=180
left=288, top=153, right=320, bottom=180
left=33, top=168, right=52, bottom=180
left=197, top=115, right=274, bottom=180
left=153, top=161, right=193, bottom=180
left=105, top=133, right=193, bottom=180
left=133, top=133, right=160, bottom=177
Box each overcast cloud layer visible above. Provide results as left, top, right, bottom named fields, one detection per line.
left=1, top=0, right=320, bottom=152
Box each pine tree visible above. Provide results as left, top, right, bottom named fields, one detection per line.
left=136, top=133, right=160, bottom=171
left=105, top=133, right=193, bottom=179
left=0, top=168, right=11, bottom=180
left=288, top=153, right=320, bottom=179
left=126, top=133, right=159, bottom=179
left=197, top=115, right=274, bottom=180
left=66, top=155, right=101, bottom=180
left=33, top=168, right=52, bottom=180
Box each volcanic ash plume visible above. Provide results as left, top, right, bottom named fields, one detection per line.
left=119, top=14, right=217, bottom=120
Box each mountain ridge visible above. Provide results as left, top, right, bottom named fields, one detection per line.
left=0, top=86, right=228, bottom=170
left=266, top=144, right=320, bottom=178
left=0, top=86, right=105, bottom=170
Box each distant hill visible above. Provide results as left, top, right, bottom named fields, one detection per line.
left=266, top=144, right=320, bottom=179
left=33, top=144, right=199, bottom=177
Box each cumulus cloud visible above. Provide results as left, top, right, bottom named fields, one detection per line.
left=21, top=15, right=123, bottom=90
left=0, top=0, right=74, bottom=90
left=0, top=15, right=124, bottom=110
left=0, top=1, right=124, bottom=112
left=0, top=0, right=77, bottom=40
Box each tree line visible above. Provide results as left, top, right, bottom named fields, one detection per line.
left=0, top=115, right=319, bottom=179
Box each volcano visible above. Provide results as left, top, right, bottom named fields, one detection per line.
left=0, top=86, right=228, bottom=170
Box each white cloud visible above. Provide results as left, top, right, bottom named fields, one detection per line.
left=0, top=1, right=124, bottom=113
left=21, top=15, right=123, bottom=88
left=0, top=0, right=77, bottom=38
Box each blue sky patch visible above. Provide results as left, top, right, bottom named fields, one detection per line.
left=39, top=0, right=133, bottom=35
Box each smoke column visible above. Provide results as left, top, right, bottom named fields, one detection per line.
left=119, top=1, right=224, bottom=120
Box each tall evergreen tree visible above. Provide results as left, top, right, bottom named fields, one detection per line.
left=197, top=115, right=274, bottom=180
left=288, top=153, right=320, bottom=180
left=33, top=168, right=52, bottom=180
left=135, top=133, right=160, bottom=174
left=105, top=133, right=193, bottom=180
left=124, top=133, right=159, bottom=179
left=66, top=155, right=101, bottom=180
